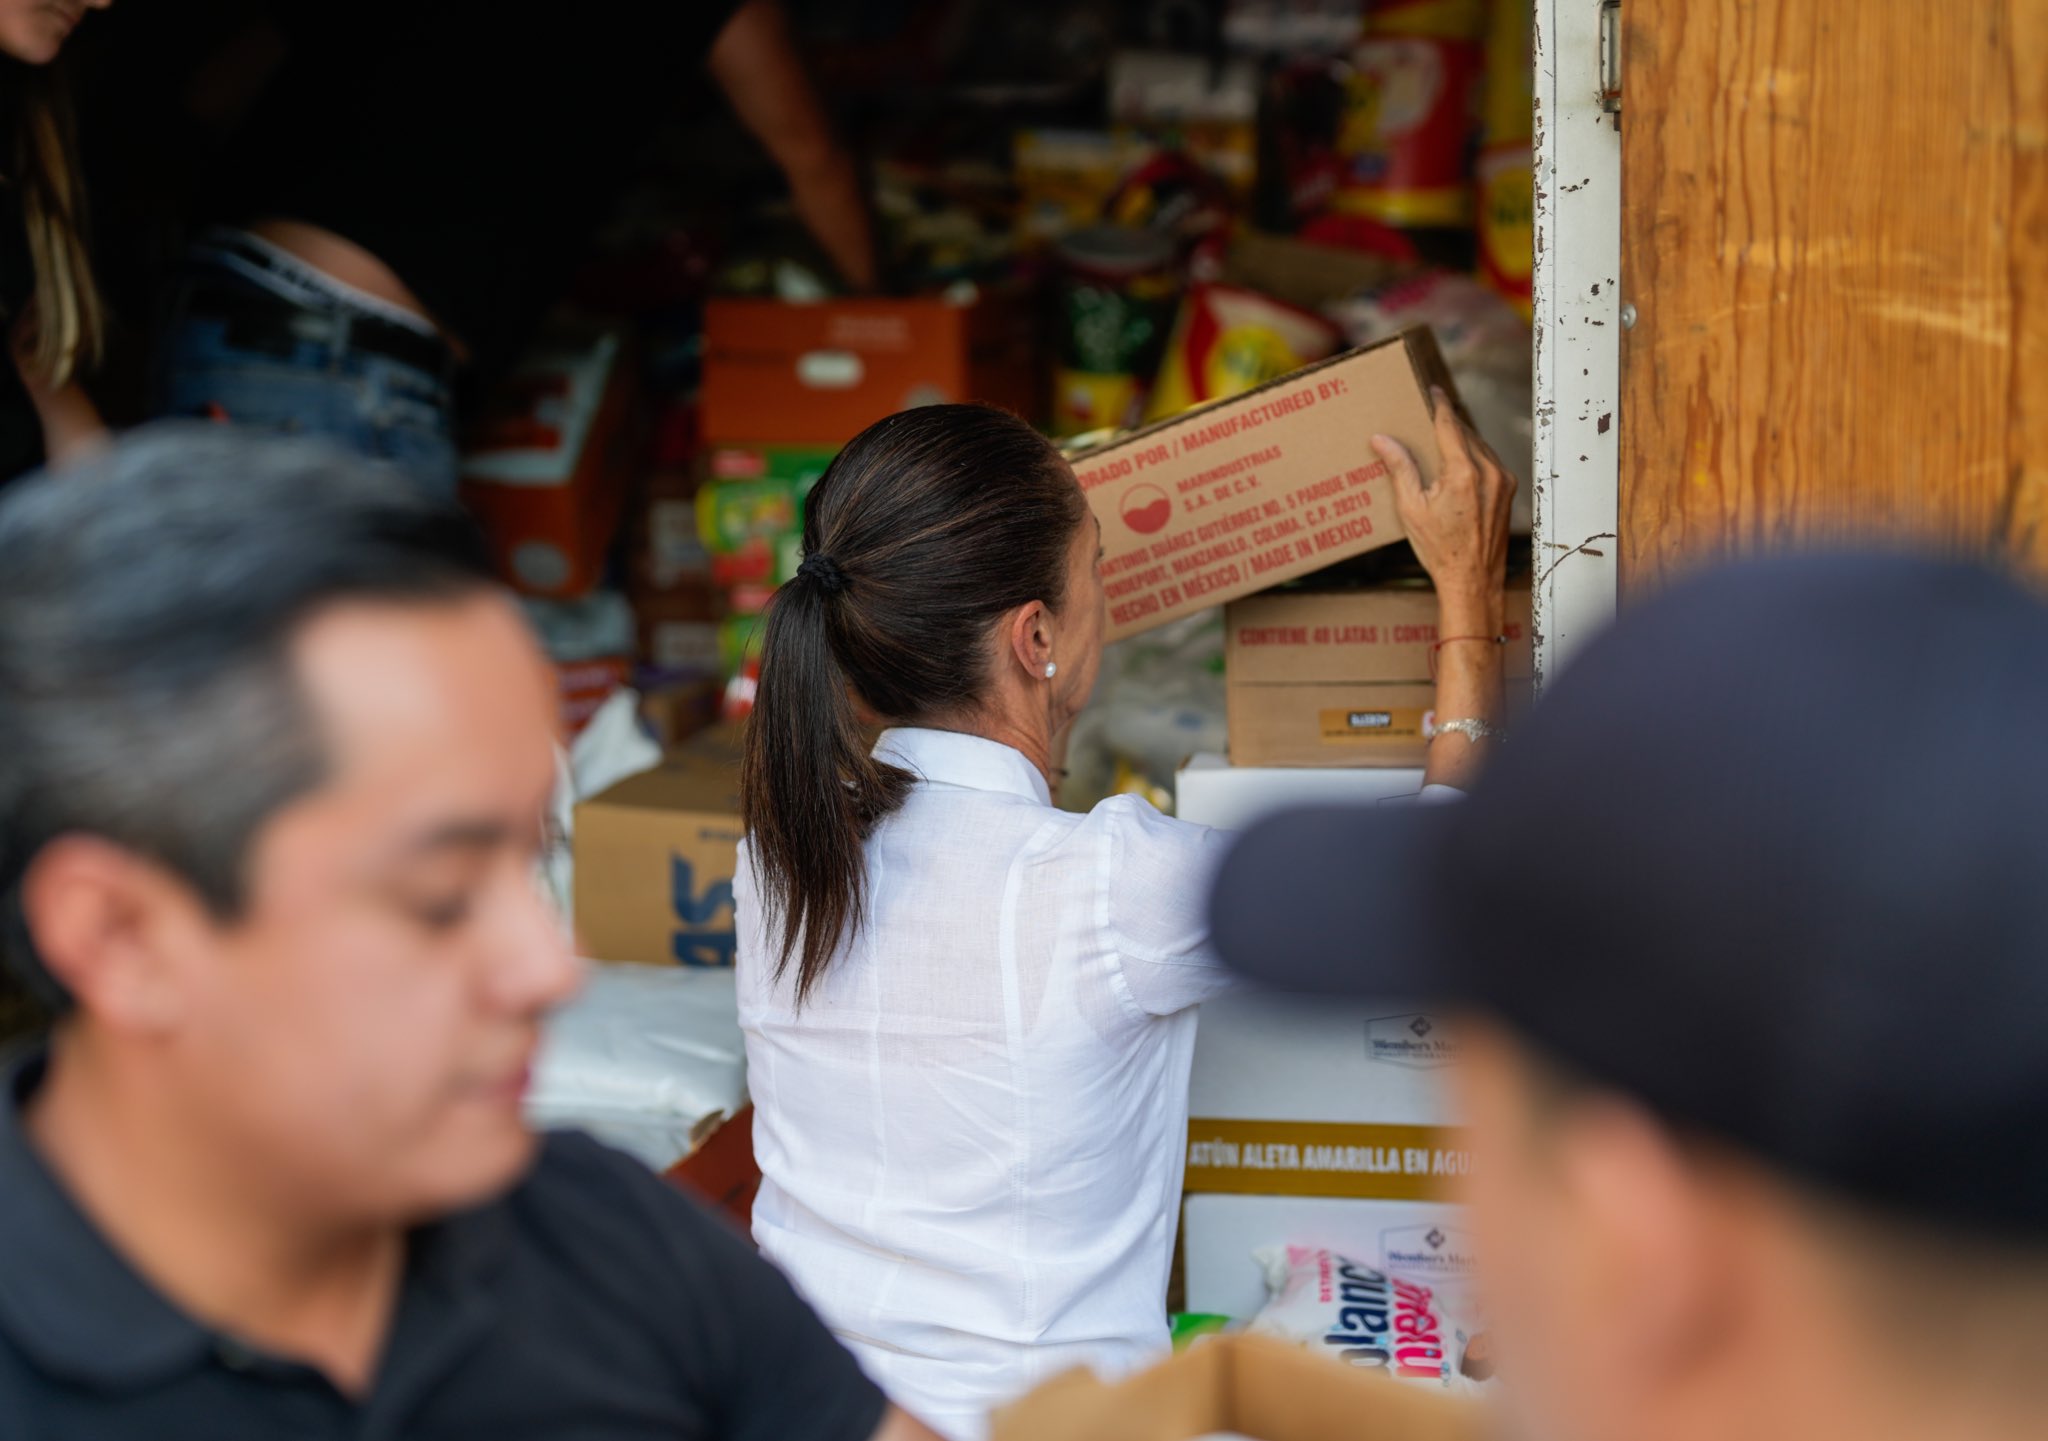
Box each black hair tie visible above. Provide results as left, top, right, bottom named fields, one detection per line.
left=797, top=552, right=849, bottom=594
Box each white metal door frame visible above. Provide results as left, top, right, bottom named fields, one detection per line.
left=1531, top=0, right=1623, bottom=684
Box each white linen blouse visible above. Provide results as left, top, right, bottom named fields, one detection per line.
left=736, top=726, right=1235, bottom=1440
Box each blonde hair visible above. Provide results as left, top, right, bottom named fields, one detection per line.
left=7, top=63, right=103, bottom=388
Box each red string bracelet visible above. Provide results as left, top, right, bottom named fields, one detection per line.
left=1429, top=634, right=1507, bottom=680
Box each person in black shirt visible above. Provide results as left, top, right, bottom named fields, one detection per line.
left=148, top=0, right=876, bottom=497
left=0, top=425, right=940, bottom=1441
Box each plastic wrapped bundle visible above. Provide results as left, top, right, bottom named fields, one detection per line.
left=526, top=962, right=748, bottom=1172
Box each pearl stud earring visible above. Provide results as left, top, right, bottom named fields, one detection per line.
left=1044, top=662, right=1058, bottom=678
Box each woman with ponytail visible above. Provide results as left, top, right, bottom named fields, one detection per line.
left=738, top=400, right=1514, bottom=1439
left=0, top=0, right=110, bottom=480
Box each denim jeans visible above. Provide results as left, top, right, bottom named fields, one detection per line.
left=154, top=230, right=460, bottom=500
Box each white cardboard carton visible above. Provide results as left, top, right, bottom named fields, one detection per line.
left=1177, top=754, right=1469, bottom=1312
left=1175, top=754, right=1426, bottom=831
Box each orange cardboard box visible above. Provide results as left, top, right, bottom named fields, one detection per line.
left=1073, top=330, right=1459, bottom=642
left=991, top=1334, right=1484, bottom=1441
left=700, top=294, right=1040, bottom=445
left=461, top=323, right=639, bottom=598
left=1225, top=575, right=1533, bottom=767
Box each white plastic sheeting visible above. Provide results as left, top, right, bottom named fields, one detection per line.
left=526, top=961, right=748, bottom=1172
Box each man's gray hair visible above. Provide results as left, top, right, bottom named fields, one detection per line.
left=0, top=424, right=496, bottom=1013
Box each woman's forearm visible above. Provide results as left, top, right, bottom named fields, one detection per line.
left=1421, top=592, right=1509, bottom=792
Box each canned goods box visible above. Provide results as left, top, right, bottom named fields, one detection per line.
left=1224, top=573, right=1533, bottom=768
left=1072, top=328, right=1458, bottom=643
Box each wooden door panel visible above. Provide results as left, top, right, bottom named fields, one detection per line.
left=1619, top=0, right=2048, bottom=589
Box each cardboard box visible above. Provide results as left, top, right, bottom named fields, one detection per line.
left=696, top=443, right=838, bottom=591
left=626, top=467, right=724, bottom=679
left=1175, top=753, right=1426, bottom=828
left=1225, top=577, right=1534, bottom=768
left=1174, top=755, right=1471, bottom=1313
left=1181, top=989, right=1468, bottom=1209
left=991, top=1334, right=1482, bottom=1441
left=461, top=322, right=639, bottom=599
left=638, top=602, right=722, bottom=679
left=1073, top=330, right=1457, bottom=642
left=705, top=442, right=840, bottom=489
left=701, top=294, right=1040, bottom=445
left=636, top=676, right=724, bottom=752
left=1185, top=991, right=1465, bottom=1141
left=572, top=731, right=744, bottom=968
left=633, top=467, right=713, bottom=596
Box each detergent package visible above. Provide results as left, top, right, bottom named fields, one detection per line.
left=1249, top=1245, right=1494, bottom=1393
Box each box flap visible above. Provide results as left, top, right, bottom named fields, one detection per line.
left=1072, top=327, right=1437, bottom=470
left=989, top=1336, right=1484, bottom=1441
left=580, top=739, right=740, bottom=819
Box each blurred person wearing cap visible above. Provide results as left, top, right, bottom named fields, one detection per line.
left=1209, top=551, right=2048, bottom=1441
left=0, top=426, right=940, bottom=1440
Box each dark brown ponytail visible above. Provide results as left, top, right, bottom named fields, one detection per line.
left=742, top=404, right=1086, bottom=1005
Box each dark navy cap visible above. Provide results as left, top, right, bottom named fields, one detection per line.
left=1208, top=553, right=2048, bottom=1238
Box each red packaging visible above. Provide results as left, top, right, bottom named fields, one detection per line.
left=1333, top=0, right=1486, bottom=229
left=460, top=322, right=639, bottom=599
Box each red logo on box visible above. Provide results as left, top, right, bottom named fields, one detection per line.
left=1120, top=484, right=1171, bottom=535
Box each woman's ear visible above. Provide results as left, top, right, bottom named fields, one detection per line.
left=1007, top=600, right=1054, bottom=678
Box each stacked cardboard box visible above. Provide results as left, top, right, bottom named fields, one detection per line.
left=1225, top=572, right=1533, bottom=768
left=630, top=466, right=722, bottom=683
left=1176, top=763, right=1470, bottom=1322
left=573, top=728, right=744, bottom=969
left=701, top=293, right=1040, bottom=446
left=695, top=291, right=1042, bottom=714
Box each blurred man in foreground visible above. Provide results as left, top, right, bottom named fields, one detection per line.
left=0, top=427, right=937, bottom=1440
left=1211, top=553, right=2048, bottom=1441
